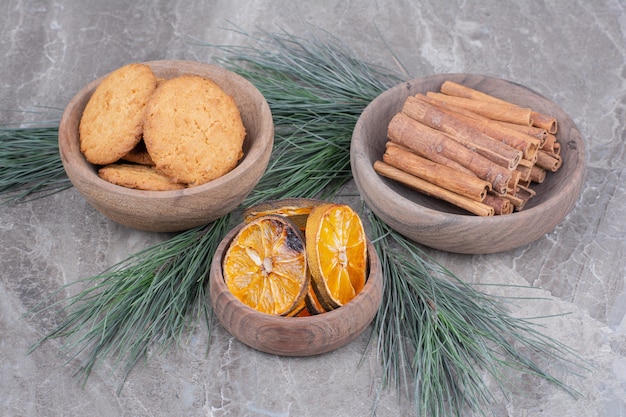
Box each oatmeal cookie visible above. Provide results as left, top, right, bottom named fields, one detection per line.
left=98, top=163, right=186, bottom=191
left=121, top=140, right=154, bottom=166
left=142, top=75, right=246, bottom=186
left=79, top=63, right=157, bottom=165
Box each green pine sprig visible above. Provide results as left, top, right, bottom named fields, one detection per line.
left=368, top=212, right=583, bottom=416
left=221, top=26, right=403, bottom=203
left=0, top=125, right=71, bottom=205
left=29, top=216, right=232, bottom=392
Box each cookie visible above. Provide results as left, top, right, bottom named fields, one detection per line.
left=142, top=75, right=246, bottom=186
left=121, top=140, right=154, bottom=166
left=98, top=163, right=186, bottom=191
left=79, top=63, right=157, bottom=165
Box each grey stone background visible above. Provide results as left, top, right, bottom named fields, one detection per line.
left=1, top=1, right=625, bottom=416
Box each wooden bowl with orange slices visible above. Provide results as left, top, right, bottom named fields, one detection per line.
left=209, top=199, right=383, bottom=356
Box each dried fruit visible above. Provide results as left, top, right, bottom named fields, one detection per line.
left=222, top=215, right=308, bottom=316
left=305, top=203, right=367, bottom=309
left=304, top=282, right=327, bottom=315
left=243, top=198, right=324, bottom=232
left=225, top=200, right=368, bottom=316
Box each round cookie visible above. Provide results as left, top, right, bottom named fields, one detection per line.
left=79, top=63, right=157, bottom=165
left=142, top=75, right=246, bottom=186
left=121, top=141, right=154, bottom=166
left=98, top=163, right=186, bottom=191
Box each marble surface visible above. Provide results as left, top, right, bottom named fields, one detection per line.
left=1, top=1, right=625, bottom=416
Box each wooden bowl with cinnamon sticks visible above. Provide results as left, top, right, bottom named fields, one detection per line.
left=350, top=74, right=586, bottom=254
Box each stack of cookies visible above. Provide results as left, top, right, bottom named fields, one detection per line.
left=79, top=63, right=247, bottom=191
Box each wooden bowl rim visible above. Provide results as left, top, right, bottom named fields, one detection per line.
left=351, top=73, right=587, bottom=234
left=209, top=220, right=383, bottom=355
left=59, top=60, right=274, bottom=200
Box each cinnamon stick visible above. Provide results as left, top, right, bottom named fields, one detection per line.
left=507, top=170, right=521, bottom=192
left=513, top=184, right=537, bottom=209
left=386, top=142, right=475, bottom=176
left=440, top=80, right=557, bottom=133
left=530, top=111, right=558, bottom=134
left=374, top=161, right=495, bottom=216
left=498, top=121, right=548, bottom=143
left=515, top=158, right=535, bottom=182
left=419, top=94, right=541, bottom=161
left=441, top=81, right=516, bottom=106
left=483, top=193, right=513, bottom=215
left=402, top=95, right=523, bottom=170
left=503, top=193, right=526, bottom=212
left=536, top=150, right=562, bottom=172
left=387, top=112, right=512, bottom=194
left=529, top=165, right=546, bottom=183
left=377, top=81, right=563, bottom=215
left=541, top=134, right=560, bottom=155
left=426, top=91, right=534, bottom=126
left=383, top=143, right=491, bottom=202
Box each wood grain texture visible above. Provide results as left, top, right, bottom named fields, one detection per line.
left=58, top=60, right=274, bottom=232
left=350, top=74, right=586, bottom=254
left=209, top=223, right=383, bottom=357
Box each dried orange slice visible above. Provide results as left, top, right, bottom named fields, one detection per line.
left=294, top=307, right=312, bottom=317
left=305, top=204, right=368, bottom=309
left=243, top=198, right=324, bottom=232
left=223, top=215, right=309, bottom=316
left=285, top=297, right=307, bottom=317
left=304, top=282, right=327, bottom=315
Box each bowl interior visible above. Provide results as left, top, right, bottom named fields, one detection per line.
left=350, top=74, right=586, bottom=253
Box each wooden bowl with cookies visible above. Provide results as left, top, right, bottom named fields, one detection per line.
left=58, top=60, right=274, bottom=232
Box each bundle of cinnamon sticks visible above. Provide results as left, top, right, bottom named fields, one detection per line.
left=374, top=81, right=562, bottom=216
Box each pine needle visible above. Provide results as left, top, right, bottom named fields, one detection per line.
left=29, top=216, right=232, bottom=392
left=214, top=25, right=403, bottom=203
left=368, top=212, right=583, bottom=416
left=0, top=125, right=71, bottom=205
